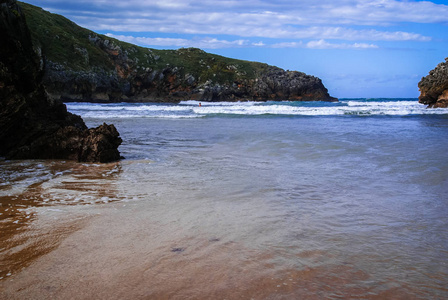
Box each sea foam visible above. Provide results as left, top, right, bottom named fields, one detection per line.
left=66, top=99, right=448, bottom=119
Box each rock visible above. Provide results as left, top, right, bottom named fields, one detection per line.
left=0, top=0, right=121, bottom=162
left=41, top=123, right=122, bottom=163
left=418, top=58, right=448, bottom=108
left=42, top=55, right=336, bottom=103
left=79, top=124, right=122, bottom=163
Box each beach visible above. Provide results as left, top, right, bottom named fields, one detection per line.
left=1, top=99, right=448, bottom=299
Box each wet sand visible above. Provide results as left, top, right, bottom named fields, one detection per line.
left=0, top=161, right=439, bottom=300
left=0, top=198, right=424, bottom=300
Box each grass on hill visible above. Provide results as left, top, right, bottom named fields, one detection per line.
left=20, top=1, right=272, bottom=84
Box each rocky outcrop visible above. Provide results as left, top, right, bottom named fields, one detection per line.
left=21, top=2, right=336, bottom=103
left=43, top=53, right=336, bottom=103
left=180, top=66, right=335, bottom=102
left=418, top=58, right=448, bottom=108
left=43, top=123, right=122, bottom=163
left=0, top=0, right=121, bottom=162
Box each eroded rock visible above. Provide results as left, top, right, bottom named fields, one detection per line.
left=0, top=0, right=121, bottom=162
left=418, top=58, right=448, bottom=108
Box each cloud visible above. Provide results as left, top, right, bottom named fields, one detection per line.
left=305, top=40, right=379, bottom=49
left=80, top=16, right=430, bottom=42
left=105, top=34, right=250, bottom=49
left=252, top=41, right=266, bottom=47
left=29, top=0, right=444, bottom=45
left=52, top=0, right=448, bottom=25
left=107, top=34, right=378, bottom=50
left=270, top=42, right=304, bottom=48
left=321, top=0, right=448, bottom=25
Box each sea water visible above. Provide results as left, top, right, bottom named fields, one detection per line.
left=1, top=99, right=448, bottom=299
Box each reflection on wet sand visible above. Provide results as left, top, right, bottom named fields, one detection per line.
left=1, top=154, right=447, bottom=299
left=0, top=160, right=123, bottom=281
left=0, top=224, right=423, bottom=299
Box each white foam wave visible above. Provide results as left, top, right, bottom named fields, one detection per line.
left=180, top=100, right=261, bottom=106
left=347, top=100, right=418, bottom=107
left=67, top=103, right=192, bottom=112
left=66, top=103, right=122, bottom=111
left=66, top=100, right=448, bottom=119
left=80, top=112, right=202, bottom=119
left=193, top=105, right=344, bottom=116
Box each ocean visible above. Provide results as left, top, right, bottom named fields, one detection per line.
left=1, top=98, right=448, bottom=299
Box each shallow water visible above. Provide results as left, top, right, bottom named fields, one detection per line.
left=1, top=100, right=448, bottom=299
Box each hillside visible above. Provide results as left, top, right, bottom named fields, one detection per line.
left=20, top=1, right=336, bottom=103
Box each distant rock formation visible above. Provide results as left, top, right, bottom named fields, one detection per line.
left=418, top=58, right=448, bottom=108
left=44, top=58, right=337, bottom=103
left=21, top=2, right=336, bottom=103
left=0, top=0, right=121, bottom=162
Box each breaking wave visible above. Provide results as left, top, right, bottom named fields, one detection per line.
left=66, top=99, right=448, bottom=119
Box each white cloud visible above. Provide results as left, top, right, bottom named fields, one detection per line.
left=252, top=41, right=266, bottom=47
left=32, top=0, right=444, bottom=45
left=305, top=39, right=379, bottom=49
left=323, top=0, right=448, bottom=25
left=59, top=0, right=448, bottom=25
left=269, top=42, right=301, bottom=48
left=81, top=16, right=430, bottom=42
left=107, top=34, right=379, bottom=50
left=105, top=34, right=250, bottom=49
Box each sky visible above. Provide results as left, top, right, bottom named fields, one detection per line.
left=22, top=0, right=448, bottom=98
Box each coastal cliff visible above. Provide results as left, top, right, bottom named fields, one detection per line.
left=0, top=0, right=121, bottom=162
left=20, top=2, right=336, bottom=103
left=418, top=57, right=448, bottom=108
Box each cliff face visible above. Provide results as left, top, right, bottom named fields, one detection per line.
left=21, top=2, right=336, bottom=103
left=44, top=57, right=335, bottom=103
left=418, top=58, right=448, bottom=108
left=0, top=0, right=121, bottom=162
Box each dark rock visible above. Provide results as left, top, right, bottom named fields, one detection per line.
left=171, top=247, right=185, bottom=253
left=79, top=124, right=122, bottom=163
left=418, top=58, right=448, bottom=108
left=43, top=58, right=337, bottom=103
left=0, top=0, right=121, bottom=162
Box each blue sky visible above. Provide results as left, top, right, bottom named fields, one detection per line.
left=22, top=0, right=448, bottom=98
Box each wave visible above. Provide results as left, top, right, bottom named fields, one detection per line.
left=66, top=99, right=448, bottom=119
left=179, top=100, right=262, bottom=106
left=67, top=103, right=191, bottom=112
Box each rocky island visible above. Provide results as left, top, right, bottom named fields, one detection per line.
left=418, top=57, right=448, bottom=108
left=20, top=2, right=336, bottom=103
left=0, top=0, right=121, bottom=162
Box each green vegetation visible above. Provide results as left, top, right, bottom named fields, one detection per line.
left=20, top=1, right=271, bottom=84
left=21, top=2, right=112, bottom=71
